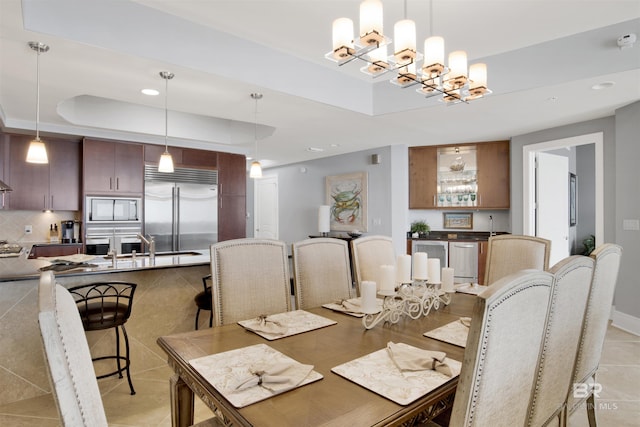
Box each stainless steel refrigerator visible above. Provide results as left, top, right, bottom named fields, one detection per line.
left=143, top=166, right=218, bottom=252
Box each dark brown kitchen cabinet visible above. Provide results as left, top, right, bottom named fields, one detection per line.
left=7, top=135, right=81, bottom=211
left=144, top=144, right=218, bottom=169
left=83, top=138, right=143, bottom=196
left=476, top=140, right=510, bottom=209
left=409, top=146, right=438, bottom=209
left=217, top=152, right=246, bottom=241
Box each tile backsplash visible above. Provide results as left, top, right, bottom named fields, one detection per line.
left=0, top=210, right=78, bottom=244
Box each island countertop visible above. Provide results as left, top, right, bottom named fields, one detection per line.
left=0, top=250, right=210, bottom=282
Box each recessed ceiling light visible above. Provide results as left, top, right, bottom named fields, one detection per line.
left=330, top=144, right=340, bottom=148
left=307, top=147, right=324, bottom=152
left=547, top=96, right=558, bottom=102
left=141, top=88, right=159, bottom=96
left=591, top=81, right=615, bottom=90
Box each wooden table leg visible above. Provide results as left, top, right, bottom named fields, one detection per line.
left=170, top=374, right=195, bottom=427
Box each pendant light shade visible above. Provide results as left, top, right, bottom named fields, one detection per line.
left=250, top=93, right=263, bottom=179
left=26, top=42, right=49, bottom=164
left=158, top=71, right=175, bottom=173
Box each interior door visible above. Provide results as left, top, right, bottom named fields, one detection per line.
left=254, top=176, right=278, bottom=239
left=536, top=152, right=569, bottom=266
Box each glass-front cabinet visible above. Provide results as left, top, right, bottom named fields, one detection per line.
left=436, top=146, right=478, bottom=208
left=409, top=140, right=509, bottom=210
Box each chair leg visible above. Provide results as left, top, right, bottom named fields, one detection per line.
left=121, top=324, right=136, bottom=395
left=195, top=308, right=201, bottom=330
left=208, top=309, right=213, bottom=327
left=115, top=326, right=123, bottom=379
left=586, top=392, right=597, bottom=427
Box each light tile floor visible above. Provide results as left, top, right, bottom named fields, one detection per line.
left=1, top=324, right=637, bottom=426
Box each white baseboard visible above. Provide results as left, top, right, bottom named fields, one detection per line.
left=611, top=306, right=640, bottom=337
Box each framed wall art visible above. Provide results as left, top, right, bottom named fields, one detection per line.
left=443, top=212, right=473, bottom=229
left=325, top=172, right=368, bottom=232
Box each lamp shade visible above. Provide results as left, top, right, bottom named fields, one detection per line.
left=158, top=151, right=174, bottom=173
left=393, top=19, right=416, bottom=63
left=448, top=50, right=468, bottom=78
left=26, top=138, right=48, bottom=164
left=249, top=161, right=262, bottom=178
left=469, top=63, right=488, bottom=89
left=318, top=205, right=330, bottom=234
left=359, top=0, right=383, bottom=42
left=332, top=18, right=354, bottom=52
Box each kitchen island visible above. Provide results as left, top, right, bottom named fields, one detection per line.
left=0, top=250, right=212, bottom=406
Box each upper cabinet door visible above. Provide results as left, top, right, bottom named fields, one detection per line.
left=6, top=135, right=81, bottom=211
left=409, top=146, right=438, bottom=209
left=476, top=140, right=510, bottom=209
left=83, top=138, right=143, bottom=196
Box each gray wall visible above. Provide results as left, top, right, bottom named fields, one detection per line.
left=614, top=101, right=640, bottom=319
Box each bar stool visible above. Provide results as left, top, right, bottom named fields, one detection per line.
left=194, top=274, right=213, bottom=330
left=68, top=281, right=137, bottom=395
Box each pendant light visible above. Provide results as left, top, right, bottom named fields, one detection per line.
left=26, top=41, right=50, bottom=164
left=249, top=93, right=263, bottom=179
left=158, top=71, right=175, bottom=173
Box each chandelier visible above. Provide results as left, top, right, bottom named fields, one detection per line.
left=325, top=0, right=491, bottom=104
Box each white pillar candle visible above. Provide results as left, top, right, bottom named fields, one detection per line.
left=412, top=252, right=428, bottom=281
left=427, top=258, right=441, bottom=284
left=361, top=281, right=378, bottom=314
left=442, top=267, right=455, bottom=292
left=396, top=254, right=412, bottom=284
left=379, top=265, right=396, bottom=293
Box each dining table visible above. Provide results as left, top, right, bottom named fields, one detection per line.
left=157, top=292, right=476, bottom=427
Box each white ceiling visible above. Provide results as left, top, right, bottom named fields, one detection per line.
left=1, top=0, right=639, bottom=169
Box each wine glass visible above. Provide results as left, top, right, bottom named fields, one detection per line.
left=463, top=194, right=469, bottom=205
left=457, top=194, right=463, bottom=205
left=470, top=193, right=476, bottom=206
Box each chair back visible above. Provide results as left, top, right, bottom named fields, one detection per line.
left=210, top=238, right=291, bottom=326
left=351, top=235, right=395, bottom=295
left=450, top=270, right=554, bottom=427
left=38, top=271, right=108, bottom=426
left=67, top=282, right=136, bottom=331
left=292, top=238, right=353, bottom=309
left=527, top=255, right=594, bottom=426
left=484, top=234, right=551, bottom=285
left=567, top=243, right=622, bottom=412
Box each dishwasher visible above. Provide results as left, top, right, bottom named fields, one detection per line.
left=448, top=241, right=479, bottom=283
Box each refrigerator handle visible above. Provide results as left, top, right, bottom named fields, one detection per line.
left=175, top=186, right=180, bottom=250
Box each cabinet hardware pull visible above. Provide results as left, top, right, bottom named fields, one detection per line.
left=43, top=195, right=46, bottom=210
left=116, top=177, right=119, bottom=190
left=433, top=195, right=436, bottom=206
left=50, top=195, right=54, bottom=210
left=109, top=177, right=113, bottom=190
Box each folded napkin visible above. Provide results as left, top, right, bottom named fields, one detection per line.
left=336, top=298, right=363, bottom=314
left=459, top=317, right=472, bottom=327
left=243, top=315, right=289, bottom=336
left=386, top=342, right=453, bottom=377
left=232, top=361, right=314, bottom=392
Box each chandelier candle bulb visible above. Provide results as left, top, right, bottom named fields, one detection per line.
left=396, top=254, right=412, bottom=285
left=393, top=19, right=416, bottom=64
left=427, top=258, right=441, bottom=284
left=412, top=252, right=428, bottom=281
left=332, top=18, right=355, bottom=59
left=423, top=36, right=445, bottom=77
left=361, top=281, right=379, bottom=314
left=442, top=267, right=455, bottom=292
left=379, top=265, right=396, bottom=292
left=359, top=0, right=384, bottom=45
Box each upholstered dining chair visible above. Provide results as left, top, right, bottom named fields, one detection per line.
left=210, top=238, right=291, bottom=326
left=292, top=238, right=354, bottom=309
left=567, top=243, right=623, bottom=426
left=38, top=271, right=109, bottom=426
left=351, top=235, right=395, bottom=296
left=483, top=234, right=551, bottom=285
left=527, top=255, right=595, bottom=426
left=449, top=269, right=554, bottom=427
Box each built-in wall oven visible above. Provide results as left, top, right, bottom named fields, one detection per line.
left=85, top=226, right=142, bottom=256
left=411, top=240, right=448, bottom=269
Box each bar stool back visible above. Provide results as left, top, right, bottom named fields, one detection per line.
left=68, top=281, right=137, bottom=395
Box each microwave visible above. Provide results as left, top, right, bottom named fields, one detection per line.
left=86, top=197, right=141, bottom=224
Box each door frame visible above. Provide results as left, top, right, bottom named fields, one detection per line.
left=522, top=132, right=604, bottom=245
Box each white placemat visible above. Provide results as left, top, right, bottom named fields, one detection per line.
left=423, top=319, right=470, bottom=348
left=322, top=297, right=383, bottom=317
left=189, top=343, right=322, bottom=408
left=331, top=342, right=461, bottom=406
left=238, top=310, right=337, bottom=340
left=455, top=283, right=486, bottom=295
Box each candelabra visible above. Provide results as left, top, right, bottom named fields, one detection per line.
left=362, top=281, right=452, bottom=330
